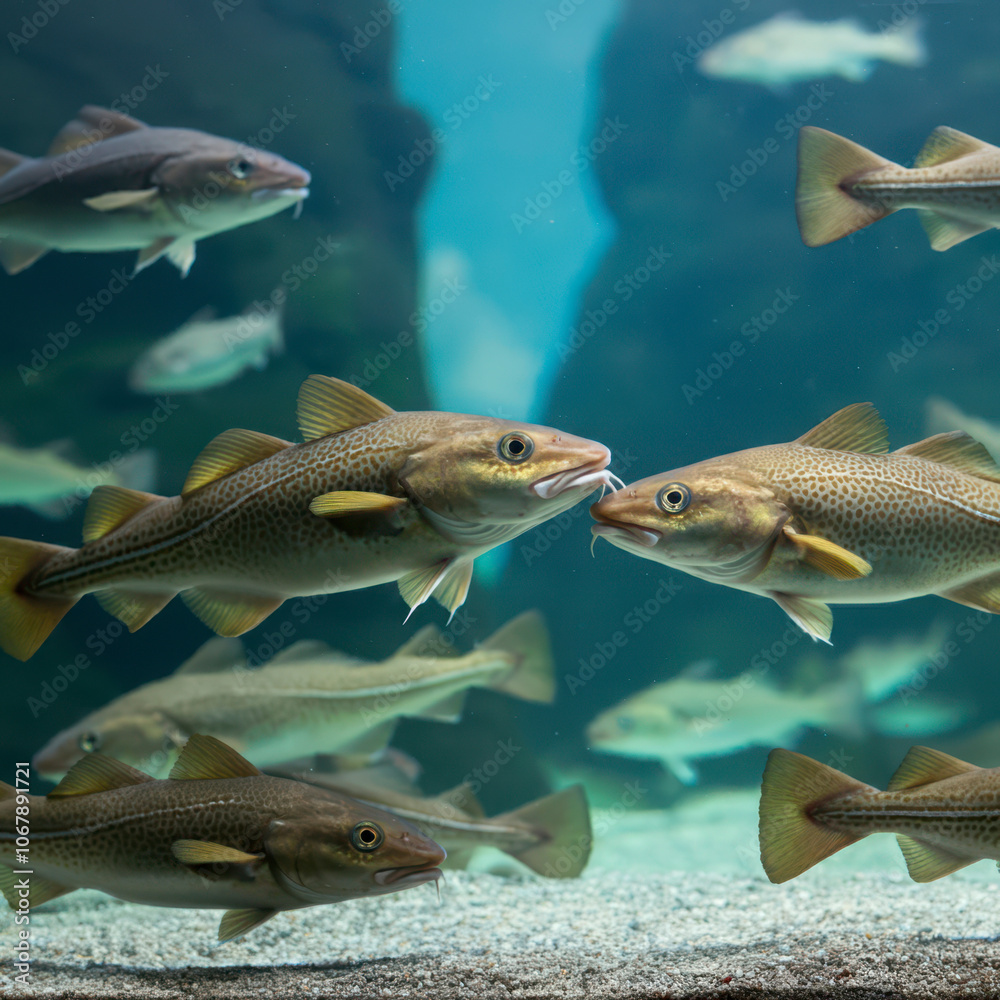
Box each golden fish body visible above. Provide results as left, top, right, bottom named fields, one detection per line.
left=592, top=403, right=1000, bottom=641
left=0, top=376, right=613, bottom=660
left=760, top=745, right=1000, bottom=884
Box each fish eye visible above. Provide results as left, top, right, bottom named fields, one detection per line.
left=350, top=822, right=384, bottom=852
left=616, top=716, right=635, bottom=732
left=78, top=731, right=102, bottom=753
left=497, top=432, right=534, bottom=463
left=228, top=157, right=255, bottom=179
left=656, top=482, right=691, bottom=514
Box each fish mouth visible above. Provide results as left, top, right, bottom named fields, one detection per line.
left=252, top=185, right=310, bottom=201
left=590, top=517, right=661, bottom=548
left=532, top=451, right=623, bottom=500
left=374, top=864, right=444, bottom=889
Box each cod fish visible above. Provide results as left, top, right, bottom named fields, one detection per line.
left=797, top=125, right=1000, bottom=250
left=926, top=397, right=1000, bottom=463
left=0, top=735, right=444, bottom=941
left=277, top=755, right=592, bottom=878
left=591, top=402, right=1000, bottom=643
left=586, top=665, right=863, bottom=785
left=0, top=376, right=615, bottom=660
left=760, top=746, right=1000, bottom=884
left=697, top=12, right=924, bottom=88
left=33, top=612, right=554, bottom=778
left=0, top=439, right=155, bottom=519
left=129, top=302, right=284, bottom=394
left=0, top=105, right=310, bottom=276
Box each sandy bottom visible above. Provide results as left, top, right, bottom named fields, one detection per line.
left=4, top=790, right=999, bottom=998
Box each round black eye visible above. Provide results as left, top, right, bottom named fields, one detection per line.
left=656, top=483, right=691, bottom=513
left=228, top=157, right=254, bottom=179
left=350, top=822, right=384, bottom=852
left=498, top=432, right=534, bottom=463
left=616, top=716, right=635, bottom=733
left=78, top=731, right=102, bottom=753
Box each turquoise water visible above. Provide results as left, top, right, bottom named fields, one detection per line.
left=1, top=0, right=999, bottom=912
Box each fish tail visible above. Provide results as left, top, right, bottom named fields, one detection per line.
left=796, top=127, right=898, bottom=246
left=494, top=784, right=592, bottom=878
left=0, top=781, right=15, bottom=800
left=882, top=17, right=926, bottom=68
left=0, top=537, right=78, bottom=661
left=479, top=610, right=555, bottom=703
left=758, top=748, right=869, bottom=883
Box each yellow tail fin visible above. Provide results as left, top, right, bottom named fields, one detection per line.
left=758, top=748, right=870, bottom=883
left=494, top=784, right=592, bottom=878
left=796, top=127, right=897, bottom=247
left=0, top=537, right=77, bottom=661
left=479, top=610, right=555, bottom=703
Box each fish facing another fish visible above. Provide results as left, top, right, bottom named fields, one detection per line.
left=0, top=735, right=445, bottom=942
left=0, top=439, right=155, bottom=519
left=586, top=665, right=863, bottom=785
left=591, top=403, right=1000, bottom=643
left=0, top=376, right=616, bottom=660
left=33, top=612, right=554, bottom=778
left=798, top=125, right=1000, bottom=250
left=129, top=302, right=284, bottom=394
left=0, top=105, right=310, bottom=276
left=697, top=12, right=925, bottom=88
left=760, top=746, right=1000, bottom=884
left=275, top=755, right=592, bottom=878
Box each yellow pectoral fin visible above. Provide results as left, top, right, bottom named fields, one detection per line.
left=309, top=491, right=408, bottom=518
left=783, top=528, right=871, bottom=580
left=171, top=840, right=263, bottom=867
left=83, top=188, right=160, bottom=211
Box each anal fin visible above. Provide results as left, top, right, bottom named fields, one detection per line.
left=918, top=210, right=991, bottom=252
left=95, top=588, right=176, bottom=631
left=218, top=907, right=278, bottom=943
left=417, top=689, right=467, bottom=723
left=0, top=239, right=49, bottom=275
left=181, top=588, right=283, bottom=636
left=939, top=573, right=1000, bottom=615
left=896, top=834, right=976, bottom=882
left=0, top=867, right=75, bottom=908
left=770, top=592, right=833, bottom=643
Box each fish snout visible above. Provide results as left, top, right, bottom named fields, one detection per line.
left=589, top=515, right=660, bottom=548
left=532, top=444, right=613, bottom=500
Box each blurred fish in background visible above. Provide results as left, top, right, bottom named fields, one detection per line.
left=926, top=397, right=1000, bottom=461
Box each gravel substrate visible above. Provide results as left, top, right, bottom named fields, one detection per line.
left=3, top=791, right=999, bottom=998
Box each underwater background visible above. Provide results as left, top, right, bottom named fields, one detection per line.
left=1, top=0, right=1000, bottom=862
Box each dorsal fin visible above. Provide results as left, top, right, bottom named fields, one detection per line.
left=173, top=637, right=246, bottom=675
left=296, top=375, right=395, bottom=441
left=48, top=753, right=155, bottom=798
left=391, top=623, right=446, bottom=658
left=796, top=403, right=889, bottom=454
left=82, top=486, right=163, bottom=543
left=887, top=746, right=979, bottom=791
left=435, top=782, right=486, bottom=818
left=48, top=105, right=146, bottom=156
left=182, top=428, right=291, bottom=497
left=894, top=431, right=1000, bottom=482
left=914, top=126, right=995, bottom=169
left=169, top=734, right=262, bottom=781
left=267, top=639, right=349, bottom=665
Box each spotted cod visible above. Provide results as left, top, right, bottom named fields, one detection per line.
left=0, top=735, right=445, bottom=941
left=591, top=402, right=1000, bottom=642
left=0, top=376, right=616, bottom=660
left=759, top=746, right=1000, bottom=884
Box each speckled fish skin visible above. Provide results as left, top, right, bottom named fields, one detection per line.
left=759, top=746, right=1000, bottom=884
left=0, top=376, right=613, bottom=659
left=0, top=736, right=444, bottom=939
left=591, top=403, right=1000, bottom=642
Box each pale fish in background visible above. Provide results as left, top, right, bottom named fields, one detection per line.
left=0, top=735, right=444, bottom=942
left=0, top=376, right=616, bottom=660
left=797, top=125, right=1000, bottom=250
left=927, top=397, right=1000, bottom=462
left=585, top=663, right=864, bottom=785
left=592, top=403, right=1000, bottom=644
left=697, top=12, right=925, bottom=88
left=760, top=746, right=1000, bottom=884
left=32, top=612, right=554, bottom=778
left=129, top=301, right=284, bottom=394
left=274, top=754, right=592, bottom=878
left=0, top=105, right=310, bottom=276
left=837, top=623, right=951, bottom=703
left=0, top=439, right=155, bottom=519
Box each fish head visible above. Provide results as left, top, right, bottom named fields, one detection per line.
left=586, top=690, right=687, bottom=758
left=266, top=790, right=445, bottom=903
left=32, top=710, right=182, bottom=779
left=590, top=457, right=790, bottom=581
left=399, top=416, right=614, bottom=545
left=153, top=132, right=311, bottom=233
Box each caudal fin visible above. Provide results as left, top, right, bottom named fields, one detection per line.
left=796, top=127, right=898, bottom=247
left=479, top=610, right=555, bottom=703
left=758, top=748, right=871, bottom=883
left=493, top=784, right=592, bottom=878
left=0, top=537, right=77, bottom=660
left=882, top=18, right=926, bottom=68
